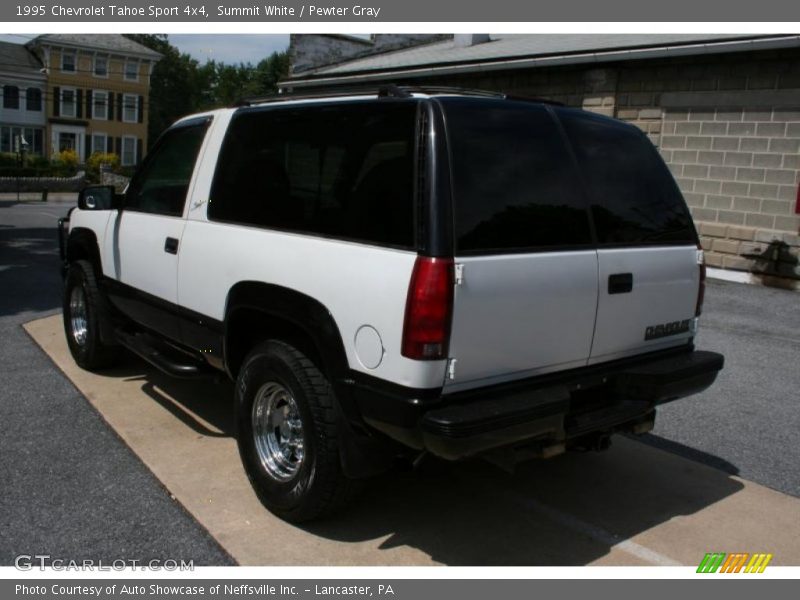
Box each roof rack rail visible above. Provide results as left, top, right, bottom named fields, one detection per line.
left=504, top=94, right=565, bottom=107
left=377, top=84, right=413, bottom=98
left=233, top=88, right=380, bottom=107
left=396, top=85, right=505, bottom=98
left=231, top=85, right=566, bottom=107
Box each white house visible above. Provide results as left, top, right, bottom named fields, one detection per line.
left=0, top=41, right=47, bottom=157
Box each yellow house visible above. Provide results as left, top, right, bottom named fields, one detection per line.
left=26, top=34, right=161, bottom=166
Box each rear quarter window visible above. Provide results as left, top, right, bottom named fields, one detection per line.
left=208, top=100, right=418, bottom=249
left=557, top=109, right=697, bottom=245
left=441, top=97, right=592, bottom=254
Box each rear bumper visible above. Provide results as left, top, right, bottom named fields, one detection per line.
left=351, top=347, right=724, bottom=460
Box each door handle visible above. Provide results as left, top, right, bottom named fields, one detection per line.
left=608, top=273, right=633, bottom=294
left=164, top=237, right=179, bottom=255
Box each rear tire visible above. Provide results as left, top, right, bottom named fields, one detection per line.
left=236, top=340, right=357, bottom=522
left=63, top=260, right=119, bottom=370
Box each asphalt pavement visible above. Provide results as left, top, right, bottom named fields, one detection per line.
left=0, top=196, right=798, bottom=565
left=0, top=197, right=234, bottom=566
left=645, top=275, right=800, bottom=498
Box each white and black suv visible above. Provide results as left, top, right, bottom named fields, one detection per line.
left=59, top=87, right=724, bottom=522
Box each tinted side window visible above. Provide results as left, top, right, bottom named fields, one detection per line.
left=441, top=97, right=591, bottom=253
left=558, top=110, right=696, bottom=245
left=126, top=120, right=209, bottom=217
left=209, top=101, right=417, bottom=248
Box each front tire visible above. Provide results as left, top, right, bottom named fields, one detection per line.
left=63, top=260, right=119, bottom=370
left=236, top=340, right=357, bottom=522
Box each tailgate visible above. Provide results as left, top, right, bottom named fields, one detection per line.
left=445, top=251, right=599, bottom=392
left=590, top=245, right=700, bottom=363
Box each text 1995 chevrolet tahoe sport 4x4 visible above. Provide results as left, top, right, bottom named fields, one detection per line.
left=59, top=86, right=724, bottom=522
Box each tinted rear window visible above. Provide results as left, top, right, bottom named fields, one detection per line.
left=209, top=101, right=417, bottom=248
left=440, top=98, right=592, bottom=253
left=557, top=109, right=696, bottom=245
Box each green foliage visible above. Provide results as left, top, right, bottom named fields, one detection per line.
left=54, top=148, right=79, bottom=168
left=0, top=152, right=21, bottom=168
left=0, top=151, right=78, bottom=177
left=49, top=149, right=79, bottom=177
left=85, top=152, right=121, bottom=182
left=124, top=34, right=290, bottom=149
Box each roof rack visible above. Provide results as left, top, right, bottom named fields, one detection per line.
left=232, top=85, right=564, bottom=107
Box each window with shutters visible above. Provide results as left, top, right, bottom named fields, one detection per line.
left=61, top=51, right=76, bottom=73
left=124, top=60, right=139, bottom=81
left=92, top=133, right=107, bottom=156
left=93, top=55, right=108, bottom=78
left=60, top=88, right=76, bottom=118
left=3, top=86, right=20, bottom=110
left=26, top=88, right=42, bottom=111
left=121, top=135, right=137, bottom=166
left=122, top=94, right=138, bottom=123
left=93, top=91, right=108, bottom=120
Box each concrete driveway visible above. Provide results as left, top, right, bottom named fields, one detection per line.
left=23, top=315, right=800, bottom=566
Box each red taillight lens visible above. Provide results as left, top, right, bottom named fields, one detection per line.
left=401, top=257, right=454, bottom=360
left=696, top=246, right=706, bottom=317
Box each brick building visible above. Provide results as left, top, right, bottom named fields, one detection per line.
left=25, top=34, right=161, bottom=165
left=282, top=34, right=800, bottom=284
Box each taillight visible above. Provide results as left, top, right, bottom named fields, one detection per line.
left=696, top=245, right=706, bottom=316
left=401, top=257, right=454, bottom=360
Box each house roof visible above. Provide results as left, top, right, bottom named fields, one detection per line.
left=28, top=34, right=162, bottom=60
left=0, top=40, right=45, bottom=77
left=285, top=34, right=800, bottom=87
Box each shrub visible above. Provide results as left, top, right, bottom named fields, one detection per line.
left=86, top=152, right=121, bottom=182
left=54, top=148, right=79, bottom=169
left=47, top=148, right=80, bottom=177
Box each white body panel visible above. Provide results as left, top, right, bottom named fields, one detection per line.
left=444, top=251, right=599, bottom=393
left=111, top=211, right=185, bottom=302
left=589, top=245, right=699, bottom=364
left=177, top=109, right=447, bottom=389
left=177, top=222, right=446, bottom=388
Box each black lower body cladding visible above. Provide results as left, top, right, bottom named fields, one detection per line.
left=350, top=348, right=724, bottom=461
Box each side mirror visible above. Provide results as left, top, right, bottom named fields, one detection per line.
left=78, top=185, right=121, bottom=210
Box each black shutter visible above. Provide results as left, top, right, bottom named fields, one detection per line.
left=76, top=89, right=83, bottom=118
left=136, top=138, right=143, bottom=164
left=107, top=92, right=114, bottom=119
left=85, top=90, right=92, bottom=119
left=53, top=86, right=60, bottom=117
left=85, top=134, right=91, bottom=159
left=137, top=95, right=144, bottom=123
left=116, top=93, right=122, bottom=121
left=106, top=137, right=113, bottom=153
left=114, top=137, right=121, bottom=157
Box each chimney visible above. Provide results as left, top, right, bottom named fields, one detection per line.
left=453, top=34, right=491, bottom=48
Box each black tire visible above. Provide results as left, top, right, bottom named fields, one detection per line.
left=63, top=260, right=120, bottom=370
left=236, top=340, right=357, bottom=522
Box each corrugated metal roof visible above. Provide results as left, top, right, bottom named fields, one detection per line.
left=293, top=34, right=783, bottom=78
left=0, top=41, right=44, bottom=76
left=29, top=34, right=162, bottom=60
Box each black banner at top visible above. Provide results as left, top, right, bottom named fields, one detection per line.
left=2, top=0, right=800, bottom=22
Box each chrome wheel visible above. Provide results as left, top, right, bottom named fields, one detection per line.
left=252, top=382, right=305, bottom=482
left=69, top=285, right=88, bottom=347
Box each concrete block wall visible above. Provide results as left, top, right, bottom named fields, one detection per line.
left=432, top=49, right=800, bottom=283
left=296, top=45, right=800, bottom=284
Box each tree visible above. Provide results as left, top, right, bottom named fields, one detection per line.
left=124, top=35, right=289, bottom=147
